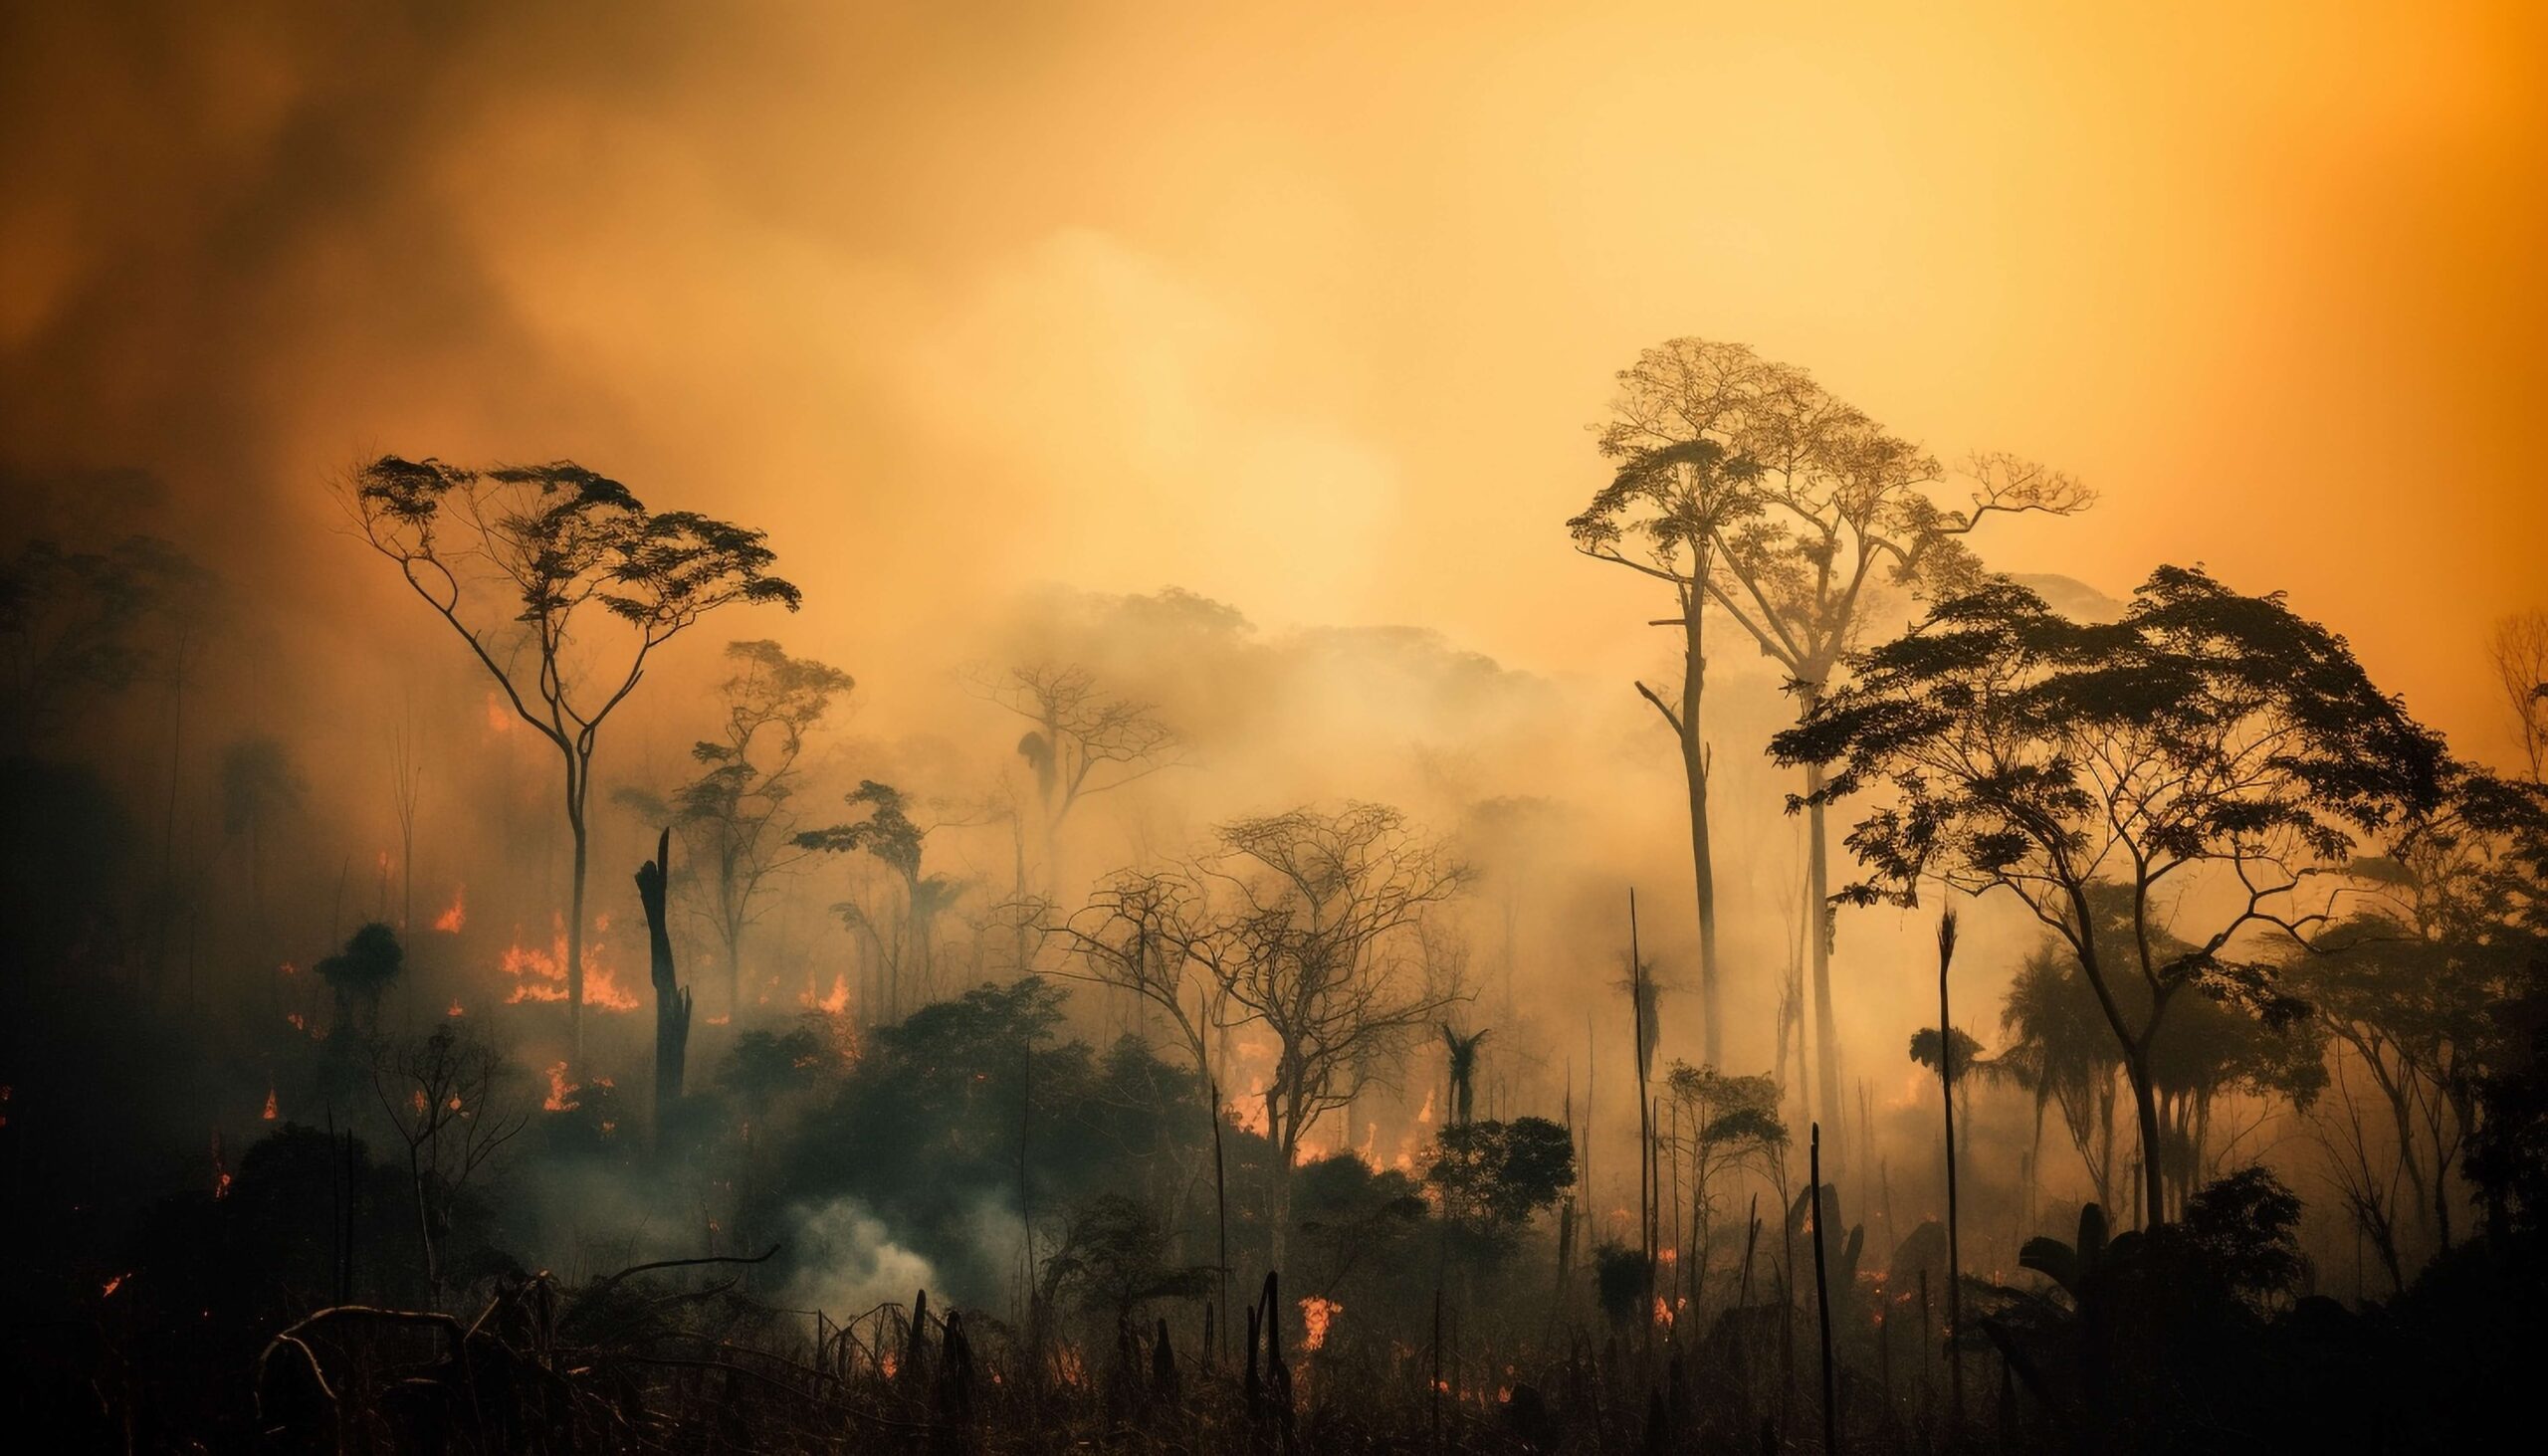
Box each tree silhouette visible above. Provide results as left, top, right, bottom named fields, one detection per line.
left=368, top=1019, right=527, bottom=1304
left=1574, top=337, right=2087, bottom=1112
left=619, top=639, right=851, bottom=1016
left=1661, top=1061, right=1784, bottom=1305
left=634, top=827, right=692, bottom=1143
left=2488, top=609, right=2548, bottom=781
left=971, top=661, right=1181, bottom=859
left=1774, top=564, right=2446, bottom=1225
left=319, top=921, right=403, bottom=1035
left=796, top=779, right=965, bottom=1021
left=342, top=457, right=799, bottom=1055
left=1181, top=803, right=1467, bottom=1268
left=2292, top=763, right=2548, bottom=1255
left=1439, top=1022, right=1489, bottom=1127
left=1425, top=1116, right=1576, bottom=1253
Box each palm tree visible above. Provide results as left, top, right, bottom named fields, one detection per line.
left=1994, top=945, right=2128, bottom=1211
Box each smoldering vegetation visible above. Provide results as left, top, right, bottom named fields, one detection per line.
left=4, top=335, right=2547, bottom=1456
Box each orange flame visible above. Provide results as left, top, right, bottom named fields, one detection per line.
left=1300, top=1296, right=1341, bottom=1353
left=448, top=999, right=465, bottom=1017
left=434, top=886, right=466, bottom=934
left=500, top=914, right=639, bottom=1011
left=800, top=973, right=850, bottom=1015
left=543, top=1061, right=580, bottom=1113
left=103, top=1273, right=130, bottom=1298
left=262, top=1089, right=278, bottom=1121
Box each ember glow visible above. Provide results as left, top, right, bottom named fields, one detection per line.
left=1300, top=1296, right=1341, bottom=1353
left=542, top=1062, right=580, bottom=1114
left=434, top=886, right=466, bottom=934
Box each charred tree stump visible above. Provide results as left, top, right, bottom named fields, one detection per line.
left=635, top=827, right=693, bottom=1151
left=1811, top=1123, right=1836, bottom=1454
left=1153, top=1316, right=1180, bottom=1406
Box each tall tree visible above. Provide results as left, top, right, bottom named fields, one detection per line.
left=1570, top=409, right=1750, bottom=1064
left=796, top=779, right=965, bottom=1022
left=341, top=458, right=800, bottom=1055
left=969, top=662, right=1181, bottom=921
left=619, top=639, right=852, bottom=1016
left=1773, top=565, right=2446, bottom=1224
left=2290, top=764, right=2547, bottom=1253
left=1574, top=337, right=2087, bottom=1106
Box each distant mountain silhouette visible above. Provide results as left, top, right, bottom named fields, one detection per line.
left=2010, top=571, right=2127, bottom=622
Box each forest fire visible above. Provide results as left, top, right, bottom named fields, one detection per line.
left=1300, top=1296, right=1340, bottom=1352
left=500, top=915, right=639, bottom=1011
left=542, top=1062, right=579, bottom=1113
left=6, top=11, right=2544, bottom=1452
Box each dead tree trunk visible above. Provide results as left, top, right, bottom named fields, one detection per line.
left=637, top=828, right=693, bottom=1150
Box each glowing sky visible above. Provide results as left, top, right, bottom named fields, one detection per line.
left=4, top=1, right=2542, bottom=755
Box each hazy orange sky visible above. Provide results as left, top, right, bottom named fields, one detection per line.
left=5, top=1, right=2543, bottom=757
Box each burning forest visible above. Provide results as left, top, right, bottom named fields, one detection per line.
left=4, top=4, right=2547, bottom=1454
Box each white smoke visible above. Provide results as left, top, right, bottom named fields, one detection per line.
left=780, top=1199, right=941, bottom=1318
